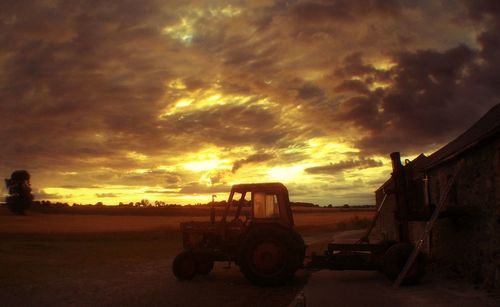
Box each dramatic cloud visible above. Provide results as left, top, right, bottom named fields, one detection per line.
left=232, top=153, right=274, bottom=173
left=1, top=0, right=498, bottom=205
left=305, top=158, right=383, bottom=175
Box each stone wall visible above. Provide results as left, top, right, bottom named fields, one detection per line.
left=427, top=136, right=500, bottom=288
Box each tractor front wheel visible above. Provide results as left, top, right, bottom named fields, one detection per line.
left=172, top=250, right=197, bottom=281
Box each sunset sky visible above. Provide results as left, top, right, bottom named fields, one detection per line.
left=1, top=0, right=499, bottom=205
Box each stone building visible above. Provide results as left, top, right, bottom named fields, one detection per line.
left=371, top=103, right=500, bottom=288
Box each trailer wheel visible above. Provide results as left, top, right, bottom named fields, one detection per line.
left=383, top=243, right=426, bottom=285
left=172, top=250, right=197, bottom=281
left=195, top=252, right=214, bottom=275
left=238, top=225, right=303, bottom=286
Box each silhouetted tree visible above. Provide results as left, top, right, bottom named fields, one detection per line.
left=5, top=170, right=34, bottom=215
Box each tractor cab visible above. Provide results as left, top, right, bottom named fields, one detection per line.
left=220, top=182, right=294, bottom=227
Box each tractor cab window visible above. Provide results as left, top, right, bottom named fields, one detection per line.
left=253, top=192, right=279, bottom=218
left=229, top=192, right=251, bottom=222
left=231, top=192, right=245, bottom=205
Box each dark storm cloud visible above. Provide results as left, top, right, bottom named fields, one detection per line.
left=351, top=43, right=497, bottom=154
left=232, top=153, right=274, bottom=173
left=305, top=38, right=498, bottom=155
left=334, top=80, right=370, bottom=95
left=291, top=0, right=402, bottom=24
left=160, top=103, right=292, bottom=148
left=334, top=52, right=378, bottom=78
left=305, top=158, right=383, bottom=175
left=0, top=0, right=176, bottom=173
left=464, top=0, right=500, bottom=20
left=297, top=83, right=325, bottom=100
left=463, top=0, right=500, bottom=98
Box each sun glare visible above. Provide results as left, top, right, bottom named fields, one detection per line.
left=267, top=165, right=305, bottom=182
left=182, top=159, right=224, bottom=172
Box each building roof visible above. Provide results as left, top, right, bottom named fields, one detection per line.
left=375, top=102, right=500, bottom=192
left=425, top=103, right=500, bottom=169
left=375, top=153, right=428, bottom=192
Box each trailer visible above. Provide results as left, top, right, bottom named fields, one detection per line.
left=306, top=152, right=462, bottom=286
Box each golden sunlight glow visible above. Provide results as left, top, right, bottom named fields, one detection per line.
left=175, top=98, right=193, bottom=108
left=372, top=59, right=396, bottom=71
left=182, top=159, right=223, bottom=172
left=167, top=79, right=187, bottom=90
left=126, top=151, right=148, bottom=161
left=305, top=138, right=359, bottom=161
left=129, top=168, right=149, bottom=174
left=267, top=165, right=307, bottom=182
left=160, top=86, right=270, bottom=117
left=369, top=81, right=391, bottom=90
left=58, top=171, right=78, bottom=175
left=212, top=5, right=242, bottom=17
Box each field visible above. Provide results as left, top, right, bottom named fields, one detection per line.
left=0, top=207, right=374, bottom=307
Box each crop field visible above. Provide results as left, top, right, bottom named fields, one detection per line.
left=0, top=207, right=373, bottom=307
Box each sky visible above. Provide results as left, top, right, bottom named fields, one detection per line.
left=1, top=0, right=499, bottom=206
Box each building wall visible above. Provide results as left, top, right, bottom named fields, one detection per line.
left=427, top=136, right=500, bottom=288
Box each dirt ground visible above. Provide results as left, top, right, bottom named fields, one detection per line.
left=298, top=230, right=500, bottom=307
left=0, top=208, right=369, bottom=307
left=0, top=208, right=498, bottom=307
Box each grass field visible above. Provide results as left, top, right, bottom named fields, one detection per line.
left=0, top=208, right=374, bottom=234
left=0, top=207, right=374, bottom=307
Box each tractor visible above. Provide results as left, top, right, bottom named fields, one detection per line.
left=172, top=183, right=306, bottom=286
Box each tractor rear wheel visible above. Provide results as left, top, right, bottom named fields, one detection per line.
left=172, top=250, right=197, bottom=281
left=238, top=225, right=304, bottom=286
left=382, top=243, right=426, bottom=285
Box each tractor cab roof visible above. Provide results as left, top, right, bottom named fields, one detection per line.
left=231, top=182, right=288, bottom=194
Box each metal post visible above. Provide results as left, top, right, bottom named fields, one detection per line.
left=210, top=194, right=217, bottom=224
left=390, top=152, right=410, bottom=243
